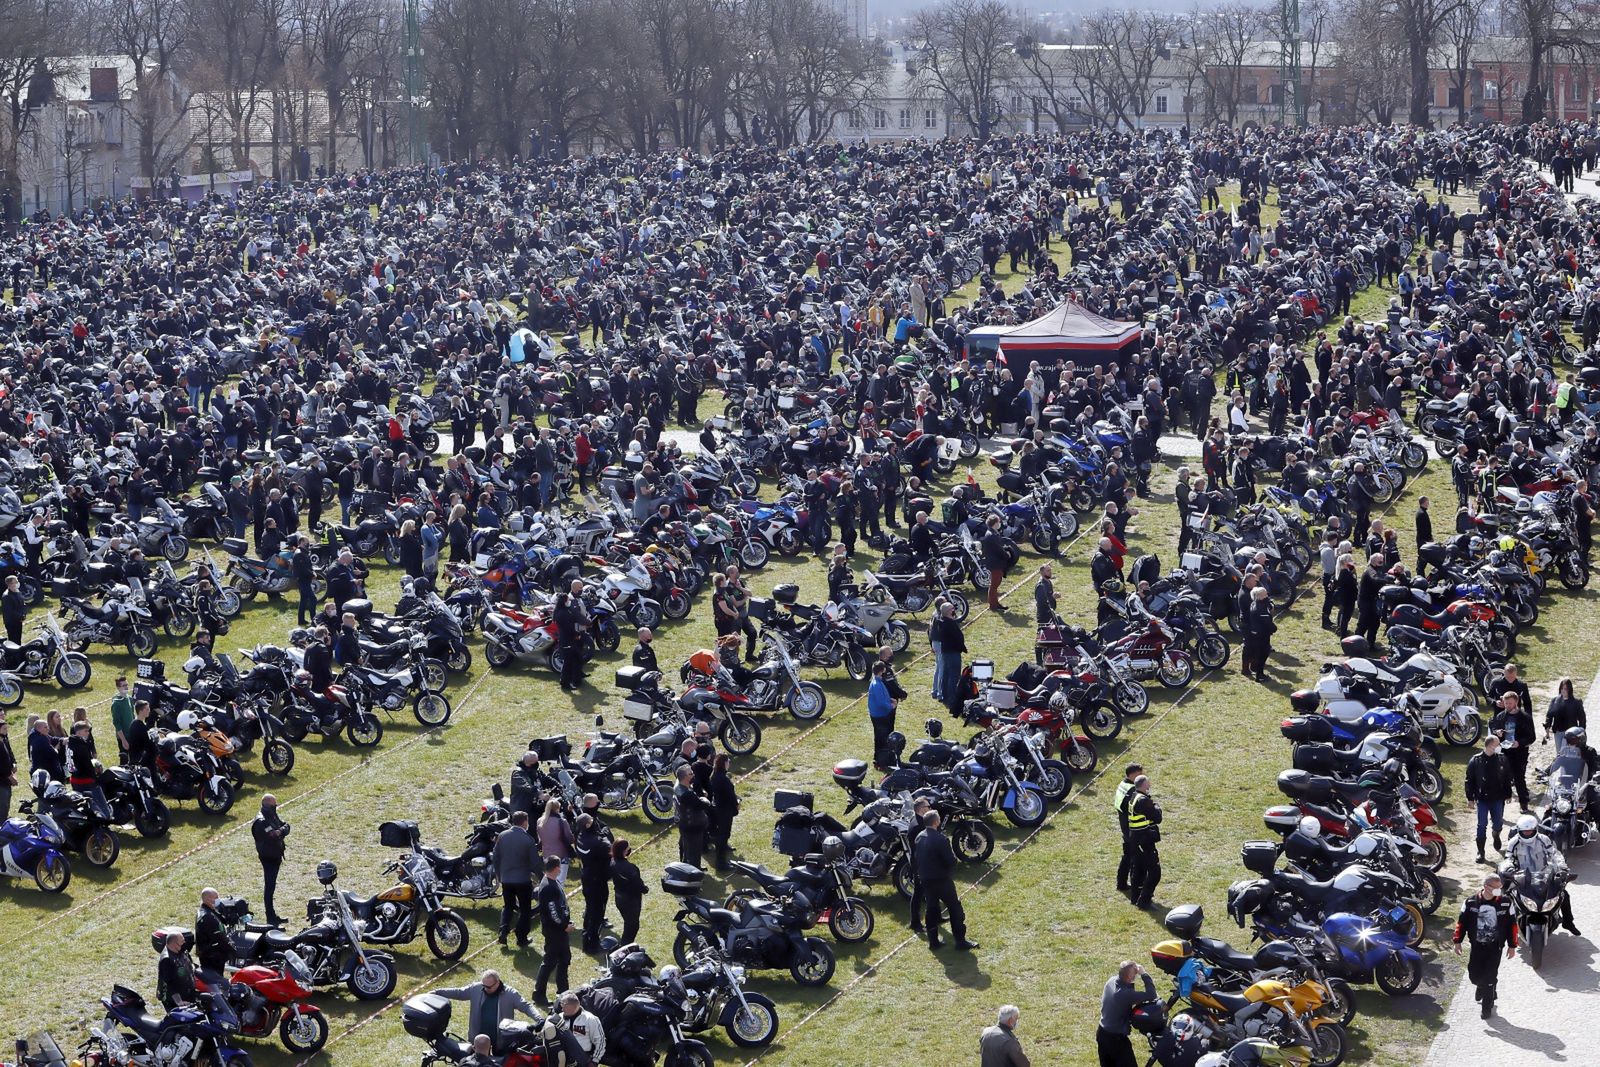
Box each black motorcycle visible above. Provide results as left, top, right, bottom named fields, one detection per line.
left=94, top=762, right=172, bottom=837
left=0, top=617, right=93, bottom=689
left=380, top=817, right=505, bottom=902
left=665, top=862, right=835, bottom=987
left=724, top=847, right=875, bottom=943
left=148, top=732, right=236, bottom=814
left=227, top=874, right=399, bottom=1000
left=20, top=779, right=122, bottom=867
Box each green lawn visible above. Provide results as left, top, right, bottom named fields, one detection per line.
left=4, top=193, right=1599, bottom=1067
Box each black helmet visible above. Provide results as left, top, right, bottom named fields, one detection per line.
left=1566, top=727, right=1588, bottom=748
left=1100, top=578, right=1124, bottom=595
left=822, top=835, right=845, bottom=861
left=925, top=718, right=943, bottom=739
left=315, top=860, right=339, bottom=885
left=886, top=731, right=906, bottom=756
left=411, top=576, right=433, bottom=597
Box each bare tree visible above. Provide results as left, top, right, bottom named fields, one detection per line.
left=1073, top=9, right=1173, bottom=132
left=1198, top=3, right=1269, bottom=126
left=1442, top=0, right=1483, bottom=123
left=909, top=0, right=1017, bottom=142
left=1337, top=0, right=1408, bottom=121
left=743, top=0, right=882, bottom=145
left=1300, top=0, right=1333, bottom=121
left=97, top=0, right=195, bottom=187
left=1388, top=0, right=1464, bottom=126
left=1505, top=0, right=1585, bottom=121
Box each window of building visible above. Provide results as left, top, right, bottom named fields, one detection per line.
left=1483, top=81, right=1499, bottom=100
left=1267, top=84, right=1283, bottom=105
left=1154, top=94, right=1168, bottom=114
left=848, top=109, right=863, bottom=128
left=899, top=107, right=912, bottom=128
left=1241, top=82, right=1259, bottom=105
left=1448, top=86, right=1462, bottom=109
left=1010, top=94, right=1024, bottom=113
left=872, top=109, right=887, bottom=129
left=924, top=107, right=938, bottom=128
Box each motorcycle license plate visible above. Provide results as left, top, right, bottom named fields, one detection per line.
left=1388, top=907, right=1408, bottom=923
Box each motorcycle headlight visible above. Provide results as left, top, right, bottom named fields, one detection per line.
left=1556, top=798, right=1573, bottom=814
left=1519, top=893, right=1543, bottom=910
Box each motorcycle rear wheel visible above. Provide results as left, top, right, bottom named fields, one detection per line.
left=790, top=937, right=836, bottom=986
left=231, top=575, right=260, bottom=603
left=673, top=925, right=711, bottom=967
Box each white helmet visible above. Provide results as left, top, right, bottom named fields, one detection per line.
left=1298, top=816, right=1320, bottom=838
left=1350, top=833, right=1379, bottom=857
left=1196, top=1055, right=1227, bottom=1067
left=183, top=655, right=206, bottom=675
left=1517, top=813, right=1539, bottom=835
left=176, top=710, right=199, bottom=731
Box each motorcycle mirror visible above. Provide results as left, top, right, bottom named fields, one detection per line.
left=595, top=714, right=604, bottom=726
left=492, top=782, right=504, bottom=801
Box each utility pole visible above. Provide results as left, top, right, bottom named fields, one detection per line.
left=1279, top=0, right=1305, bottom=126
left=403, top=0, right=424, bottom=163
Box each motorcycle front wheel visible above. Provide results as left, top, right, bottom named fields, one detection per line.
left=1005, top=788, right=1047, bottom=827
left=444, top=645, right=473, bottom=672
left=1410, top=868, right=1443, bottom=915
left=642, top=783, right=676, bottom=824
left=198, top=779, right=235, bottom=816
left=162, top=535, right=190, bottom=562
left=83, top=826, right=121, bottom=868
left=1156, top=651, right=1194, bottom=689
left=0, top=673, right=22, bottom=707
left=426, top=910, right=470, bottom=961
left=950, top=819, right=995, bottom=864
left=215, top=587, right=243, bottom=617
left=787, top=682, right=827, bottom=721
left=1526, top=922, right=1546, bottom=969
left=1321, top=977, right=1358, bottom=1027
left=1112, top=680, right=1150, bottom=716
left=593, top=623, right=620, bottom=654
left=944, top=590, right=970, bottom=622
left=134, top=800, right=171, bottom=838
left=1195, top=633, right=1230, bottom=670
left=892, top=859, right=916, bottom=900
left=163, top=609, right=196, bottom=639
left=347, top=956, right=398, bottom=1000
left=279, top=1010, right=330, bottom=1054
left=663, top=590, right=692, bottom=620
left=263, top=739, right=296, bottom=776
left=33, top=852, right=71, bottom=893
left=1374, top=952, right=1421, bottom=995
left=790, top=937, right=836, bottom=986
left=663, top=1040, right=714, bottom=1067
left=1560, top=553, right=1590, bottom=590
left=883, top=620, right=911, bottom=654
left=724, top=992, right=779, bottom=1048
left=1442, top=709, right=1482, bottom=747
left=127, top=627, right=159, bottom=659
left=1060, top=736, right=1099, bottom=774
left=1034, top=759, right=1071, bottom=802
left=844, top=644, right=870, bottom=682
left=1308, top=1021, right=1348, bottom=1067
left=418, top=658, right=448, bottom=692
left=828, top=898, right=875, bottom=942
left=718, top=714, right=762, bottom=756
left=739, top=539, right=770, bottom=570
left=1081, top=703, right=1122, bottom=741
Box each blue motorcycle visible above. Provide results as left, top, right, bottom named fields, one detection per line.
left=0, top=812, right=72, bottom=892
left=89, top=985, right=252, bottom=1067
left=1257, top=911, right=1423, bottom=997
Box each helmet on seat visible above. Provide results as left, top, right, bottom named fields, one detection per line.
left=822, top=835, right=845, bottom=861
left=924, top=718, right=943, bottom=739
left=1048, top=690, right=1069, bottom=712
left=176, top=710, right=198, bottom=731
left=1297, top=816, right=1321, bottom=838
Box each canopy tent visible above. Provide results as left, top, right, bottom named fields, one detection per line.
left=965, top=301, right=1141, bottom=368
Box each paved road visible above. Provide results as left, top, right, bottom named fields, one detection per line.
left=1422, top=659, right=1600, bottom=1066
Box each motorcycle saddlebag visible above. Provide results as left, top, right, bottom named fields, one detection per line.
left=136, top=658, right=165, bottom=682
left=832, top=759, right=869, bottom=787
left=747, top=597, right=774, bottom=623
left=661, top=862, right=705, bottom=897
left=1009, top=661, right=1048, bottom=689
left=614, top=665, right=652, bottom=692
left=987, top=682, right=1018, bottom=710
left=1150, top=938, right=1191, bottom=976
left=216, top=896, right=250, bottom=926
left=1162, top=903, right=1204, bottom=940
left=773, top=789, right=814, bottom=813
left=772, top=584, right=799, bottom=605
left=379, top=820, right=420, bottom=849
left=529, top=735, right=571, bottom=762
left=1226, top=878, right=1274, bottom=927
left=1240, top=841, right=1281, bottom=876
left=1291, top=744, right=1337, bottom=775
left=401, top=994, right=453, bottom=1041
left=1279, top=715, right=1334, bottom=743
left=1276, top=769, right=1335, bottom=805
left=221, top=538, right=250, bottom=557
left=150, top=926, right=194, bottom=955
left=340, top=598, right=375, bottom=620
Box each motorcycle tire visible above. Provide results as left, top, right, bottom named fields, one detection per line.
left=127, top=627, right=158, bottom=659
left=663, top=590, right=692, bottom=620
left=1401, top=442, right=1429, bottom=472
left=485, top=639, right=514, bottom=668
left=33, top=852, right=71, bottom=893
left=83, top=826, right=120, bottom=868
left=444, top=645, right=473, bottom=672
left=718, top=714, right=762, bottom=756
left=1526, top=922, right=1546, bottom=969
left=892, top=859, right=916, bottom=901
left=959, top=432, right=980, bottom=459
left=775, top=528, right=803, bottom=557
left=1070, top=486, right=1096, bottom=513
left=215, top=587, right=243, bottom=617
left=1005, top=788, right=1047, bottom=827
left=0, top=673, right=22, bottom=707
left=1194, top=633, right=1230, bottom=669
left=1321, top=978, right=1358, bottom=1027
left=1029, top=527, right=1059, bottom=555
left=347, top=956, right=398, bottom=1000
left=421, top=429, right=441, bottom=453
left=1411, top=868, right=1443, bottom=915
left=1055, top=509, right=1080, bottom=540
left=1060, top=737, right=1099, bottom=774
left=347, top=715, right=384, bottom=748
left=1442, top=709, right=1482, bottom=747
left=1081, top=702, right=1123, bottom=741
left=1309, top=1021, right=1347, bottom=1067
left=1374, top=952, right=1422, bottom=996
left=198, top=779, right=235, bottom=816
left=1396, top=902, right=1426, bottom=948
left=163, top=609, right=197, bottom=639
left=134, top=800, right=171, bottom=838
left=724, top=991, right=779, bottom=1048
left=883, top=620, right=911, bottom=654
left=162, top=535, right=190, bottom=562
left=18, top=576, right=42, bottom=606
left=932, top=452, right=956, bottom=477
left=663, top=1040, right=714, bottom=1067
left=945, top=590, right=969, bottom=622
left=787, top=682, right=827, bottom=721
left=263, top=739, right=296, bottom=776
left=1034, top=758, right=1072, bottom=802
left=426, top=910, right=470, bottom=961
left=739, top=539, right=770, bottom=569
left=642, top=783, right=677, bottom=824
left=231, top=574, right=260, bottom=604
left=1156, top=651, right=1194, bottom=689
left=950, top=819, right=995, bottom=864
left=382, top=539, right=401, bottom=567
left=1419, top=837, right=1446, bottom=872
left=673, top=925, right=712, bottom=967
left=844, top=644, right=870, bottom=682
left=354, top=536, right=379, bottom=558
left=1561, top=553, right=1590, bottom=590
left=418, top=658, right=449, bottom=692
left=279, top=1010, right=330, bottom=1054
left=1412, top=765, right=1444, bottom=804
left=1112, top=680, right=1150, bottom=717
left=828, top=898, right=875, bottom=942
left=283, top=719, right=310, bottom=743
left=789, top=937, right=836, bottom=987
left=631, top=602, right=663, bottom=631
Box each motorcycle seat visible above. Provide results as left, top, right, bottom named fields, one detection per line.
left=1192, top=936, right=1261, bottom=974
left=342, top=894, right=377, bottom=914
left=262, top=928, right=301, bottom=953
left=1, top=640, right=19, bottom=653
left=128, top=1010, right=167, bottom=1035
left=1278, top=871, right=1341, bottom=903
left=733, top=861, right=785, bottom=887
left=708, top=907, right=741, bottom=925
left=358, top=638, right=407, bottom=657
left=1201, top=988, right=1255, bottom=1016
left=839, top=824, right=879, bottom=850
left=436, top=1037, right=471, bottom=1061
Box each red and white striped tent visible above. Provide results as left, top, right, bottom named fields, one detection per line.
left=967, top=300, right=1142, bottom=367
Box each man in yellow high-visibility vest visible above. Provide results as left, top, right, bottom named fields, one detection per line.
left=1123, top=775, right=1163, bottom=909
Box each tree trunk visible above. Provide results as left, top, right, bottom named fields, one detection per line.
left=1524, top=39, right=1547, bottom=122
left=1409, top=37, right=1432, bottom=127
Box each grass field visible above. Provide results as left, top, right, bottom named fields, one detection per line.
left=3, top=184, right=1597, bottom=1067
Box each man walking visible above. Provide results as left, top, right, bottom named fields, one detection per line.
left=1465, top=736, right=1512, bottom=862
left=1124, top=775, right=1163, bottom=908
left=1453, top=873, right=1516, bottom=1018
left=915, top=810, right=977, bottom=952
left=534, top=856, right=572, bottom=1006
left=979, top=1004, right=1031, bottom=1066
left=493, top=810, right=538, bottom=947
left=251, top=794, right=290, bottom=926
left=1490, top=691, right=1537, bottom=811
left=1113, top=763, right=1144, bottom=896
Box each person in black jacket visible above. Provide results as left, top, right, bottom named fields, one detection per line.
left=1243, top=586, right=1276, bottom=682
left=908, top=511, right=935, bottom=562
left=1355, top=554, right=1384, bottom=645
left=914, top=810, right=976, bottom=951
left=291, top=536, right=317, bottom=625
left=552, top=592, right=586, bottom=691
left=1546, top=677, right=1587, bottom=742
left=1, top=574, right=26, bottom=645
left=980, top=514, right=1008, bottom=611
left=534, top=856, right=572, bottom=1006
left=1489, top=692, right=1537, bottom=810
left=610, top=839, right=647, bottom=945
left=631, top=628, right=658, bottom=673
left=1124, top=776, right=1163, bottom=908
left=1453, top=873, right=1517, bottom=1018
left=194, top=889, right=233, bottom=983
left=156, top=932, right=198, bottom=1010
left=1465, top=737, right=1512, bottom=862
left=0, top=715, right=16, bottom=822
left=573, top=814, right=611, bottom=954
left=325, top=549, right=363, bottom=609
left=673, top=764, right=712, bottom=868
left=707, top=754, right=739, bottom=870
left=252, top=794, right=290, bottom=925
left=334, top=613, right=362, bottom=666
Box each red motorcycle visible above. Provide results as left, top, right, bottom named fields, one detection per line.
left=1266, top=792, right=1445, bottom=873
left=1102, top=618, right=1194, bottom=689
left=199, top=952, right=328, bottom=1054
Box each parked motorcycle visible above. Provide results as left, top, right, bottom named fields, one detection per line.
left=666, top=862, right=836, bottom=987
left=315, top=848, right=469, bottom=962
